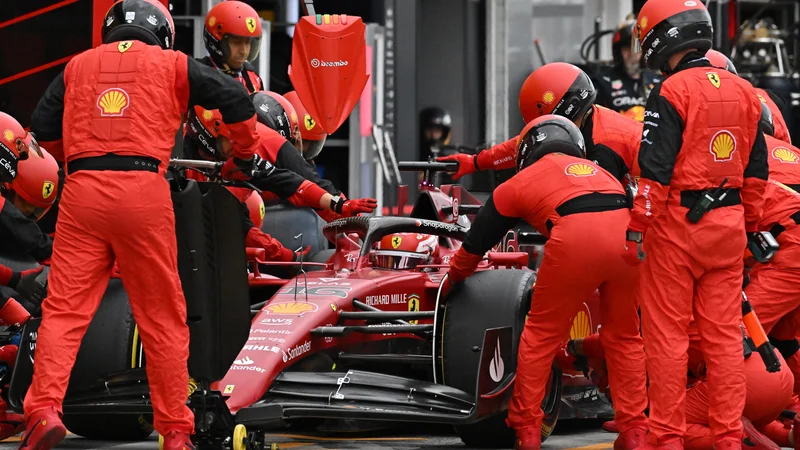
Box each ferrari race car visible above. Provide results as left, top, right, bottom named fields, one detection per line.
left=0, top=160, right=608, bottom=450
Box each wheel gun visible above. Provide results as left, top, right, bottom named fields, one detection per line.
left=742, top=291, right=781, bottom=373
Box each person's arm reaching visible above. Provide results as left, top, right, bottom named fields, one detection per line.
left=742, top=128, right=769, bottom=231
left=448, top=183, right=521, bottom=284
left=629, top=84, right=684, bottom=232
left=239, top=201, right=296, bottom=262
left=30, top=71, right=66, bottom=163
left=437, top=138, right=518, bottom=180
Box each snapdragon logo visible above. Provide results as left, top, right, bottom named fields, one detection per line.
left=310, top=58, right=349, bottom=68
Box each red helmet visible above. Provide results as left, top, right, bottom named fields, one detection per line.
left=102, top=0, right=175, bottom=49
left=203, top=1, right=262, bottom=68
left=0, top=112, right=43, bottom=183
left=251, top=91, right=302, bottom=148
left=705, top=49, right=737, bottom=75
left=284, top=90, right=327, bottom=161
left=633, top=0, right=712, bottom=71
left=518, top=63, right=596, bottom=125
left=4, top=148, right=59, bottom=221
left=516, top=115, right=586, bottom=172
left=244, top=190, right=265, bottom=229
left=185, top=106, right=230, bottom=161
left=371, top=233, right=439, bottom=270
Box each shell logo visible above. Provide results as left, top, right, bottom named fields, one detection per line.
left=639, top=16, right=647, bottom=30
left=97, top=88, right=130, bottom=117
left=569, top=310, right=592, bottom=339
left=709, top=130, right=736, bottom=162
left=42, top=181, right=55, bottom=199
left=202, top=109, right=213, bottom=121
left=772, top=147, right=799, bottom=164
left=208, top=16, right=216, bottom=27
left=542, top=91, right=555, bottom=105
left=564, top=162, right=597, bottom=177
left=265, top=302, right=319, bottom=314
left=3, top=130, right=14, bottom=142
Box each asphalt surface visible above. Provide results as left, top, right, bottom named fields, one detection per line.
left=0, top=420, right=613, bottom=449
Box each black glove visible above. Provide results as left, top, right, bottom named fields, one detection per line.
left=15, top=266, right=49, bottom=307
left=8, top=266, right=43, bottom=290
left=221, top=156, right=256, bottom=180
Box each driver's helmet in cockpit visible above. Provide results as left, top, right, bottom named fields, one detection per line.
left=371, top=233, right=439, bottom=270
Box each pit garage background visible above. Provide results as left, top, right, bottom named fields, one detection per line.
left=2, top=0, right=799, bottom=210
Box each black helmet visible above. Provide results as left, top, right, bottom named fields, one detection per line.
left=251, top=91, right=298, bottom=145
left=612, top=20, right=636, bottom=67
left=633, top=0, right=713, bottom=72
left=516, top=115, right=586, bottom=172
left=102, top=0, right=175, bottom=50
left=420, top=107, right=452, bottom=138
left=758, top=99, right=774, bottom=137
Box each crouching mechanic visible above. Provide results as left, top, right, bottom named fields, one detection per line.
left=625, top=0, right=769, bottom=447
left=20, top=0, right=271, bottom=447
left=185, top=106, right=376, bottom=219
left=446, top=115, right=647, bottom=450
left=557, top=330, right=791, bottom=450
left=438, top=62, right=642, bottom=184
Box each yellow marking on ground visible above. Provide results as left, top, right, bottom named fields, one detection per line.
left=565, top=443, right=615, bottom=450
left=271, top=433, right=426, bottom=442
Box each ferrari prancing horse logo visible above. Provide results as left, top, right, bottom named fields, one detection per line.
left=42, top=181, right=55, bottom=199
left=391, top=236, right=402, bottom=249
left=245, top=17, right=257, bottom=34
left=707, top=72, right=721, bottom=89
left=304, top=114, right=316, bottom=131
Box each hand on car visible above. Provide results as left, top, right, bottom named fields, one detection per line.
left=14, top=266, right=48, bottom=307
left=332, top=196, right=378, bottom=216
left=221, top=156, right=256, bottom=181
left=436, top=153, right=477, bottom=180
left=446, top=249, right=484, bottom=285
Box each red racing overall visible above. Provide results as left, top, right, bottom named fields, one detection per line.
left=473, top=105, right=642, bottom=182
left=629, top=54, right=769, bottom=446
left=26, top=40, right=259, bottom=435
left=450, top=154, right=647, bottom=436
left=765, top=135, right=800, bottom=192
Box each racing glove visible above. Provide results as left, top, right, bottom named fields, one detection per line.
left=0, top=266, right=43, bottom=291
left=221, top=156, right=256, bottom=181
left=622, top=230, right=645, bottom=266
left=331, top=195, right=378, bottom=216
left=13, top=266, right=48, bottom=307
left=316, top=208, right=344, bottom=223
left=246, top=227, right=294, bottom=262
left=437, top=153, right=478, bottom=180
left=553, top=340, right=588, bottom=372
left=447, top=248, right=484, bottom=285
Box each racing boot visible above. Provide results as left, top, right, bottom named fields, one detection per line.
left=0, top=299, right=30, bottom=328
left=161, top=431, right=196, bottom=450
left=514, top=426, right=541, bottom=450
left=17, top=407, right=66, bottom=450
left=603, top=420, right=619, bottom=433
left=742, top=417, right=778, bottom=450
left=615, top=426, right=647, bottom=450
left=0, top=398, right=23, bottom=441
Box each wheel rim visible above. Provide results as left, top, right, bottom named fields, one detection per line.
left=233, top=424, right=248, bottom=450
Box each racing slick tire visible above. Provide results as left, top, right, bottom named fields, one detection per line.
left=62, top=279, right=154, bottom=441
left=439, top=270, right=561, bottom=448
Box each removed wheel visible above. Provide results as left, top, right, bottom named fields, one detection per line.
left=62, top=279, right=154, bottom=441
left=438, top=270, right=561, bottom=448
left=232, top=424, right=247, bottom=450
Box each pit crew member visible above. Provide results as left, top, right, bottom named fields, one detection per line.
left=438, top=62, right=643, bottom=184
left=20, top=0, right=268, bottom=447
left=447, top=115, right=647, bottom=450
left=625, top=0, right=769, bottom=447
left=284, top=90, right=328, bottom=162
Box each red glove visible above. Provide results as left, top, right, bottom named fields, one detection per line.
left=437, top=154, right=477, bottom=180
left=316, top=209, right=344, bottom=222
left=247, top=228, right=293, bottom=262
left=622, top=230, right=645, bottom=266
left=221, top=156, right=255, bottom=181
left=447, top=248, right=484, bottom=285
left=0, top=266, right=44, bottom=289
left=331, top=196, right=378, bottom=216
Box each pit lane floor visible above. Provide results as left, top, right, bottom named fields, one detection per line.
left=0, top=419, right=612, bottom=449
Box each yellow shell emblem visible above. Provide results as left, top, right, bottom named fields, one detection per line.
left=706, top=72, right=721, bottom=89
left=304, top=114, right=316, bottom=131
left=245, top=17, right=258, bottom=34
left=709, top=130, right=736, bottom=162
left=42, top=181, right=55, bottom=199
left=3, top=130, right=14, bottom=142
left=208, top=16, right=216, bottom=27
left=97, top=88, right=130, bottom=116
left=542, top=91, right=555, bottom=105
left=772, top=147, right=799, bottom=164
left=639, top=16, right=647, bottom=30
left=391, top=236, right=402, bottom=249
left=117, top=41, right=133, bottom=53
left=202, top=109, right=213, bottom=121
left=258, top=202, right=266, bottom=219
left=564, top=162, right=597, bottom=177
left=266, top=302, right=318, bottom=314
left=569, top=310, right=592, bottom=340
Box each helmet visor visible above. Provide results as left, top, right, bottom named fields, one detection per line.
left=303, top=137, right=327, bottom=161
left=225, top=35, right=262, bottom=65
left=370, top=250, right=429, bottom=270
